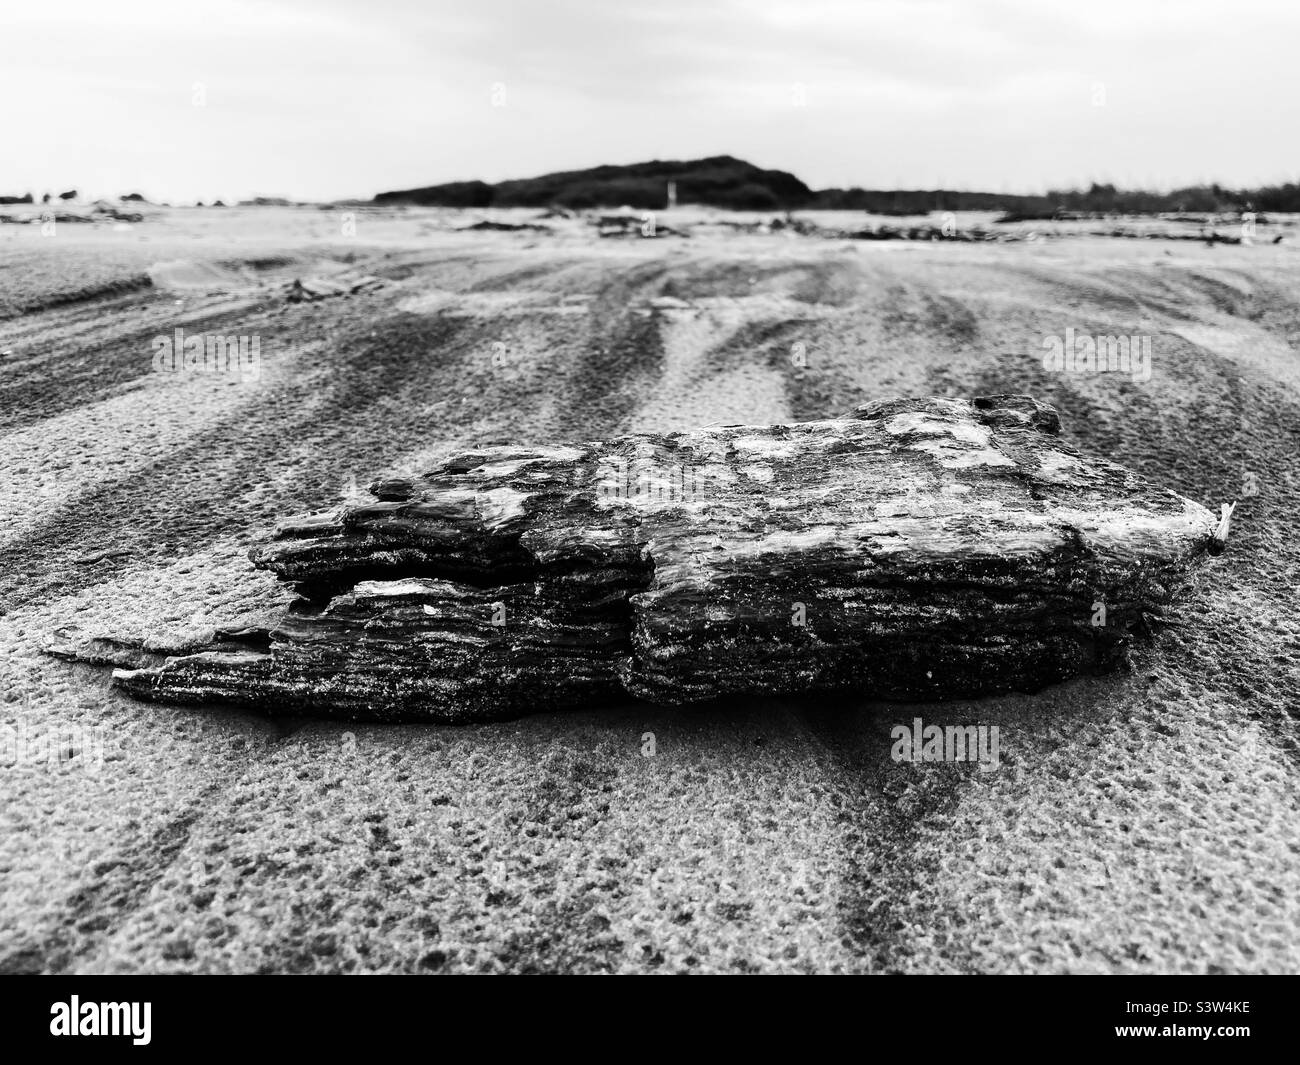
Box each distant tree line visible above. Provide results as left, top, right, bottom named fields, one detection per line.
left=375, top=156, right=812, bottom=211
left=9, top=167, right=1299, bottom=215
left=1042, top=181, right=1299, bottom=214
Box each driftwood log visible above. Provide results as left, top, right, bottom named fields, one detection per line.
left=90, top=395, right=1219, bottom=722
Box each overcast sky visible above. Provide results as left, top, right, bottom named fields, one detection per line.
left=6, top=0, right=1298, bottom=203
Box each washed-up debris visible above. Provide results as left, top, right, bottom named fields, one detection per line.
left=995, top=209, right=1085, bottom=223
left=72, top=394, right=1223, bottom=722
left=1088, top=227, right=1244, bottom=245
left=0, top=210, right=102, bottom=225
left=459, top=220, right=552, bottom=233
left=693, top=215, right=824, bottom=236
left=594, top=214, right=690, bottom=238
left=771, top=216, right=823, bottom=235
left=285, top=276, right=385, bottom=302
left=691, top=215, right=821, bottom=236
left=841, top=223, right=1006, bottom=242
left=92, top=202, right=145, bottom=223
left=0, top=206, right=142, bottom=226
left=73, top=548, right=134, bottom=565
left=698, top=218, right=776, bottom=234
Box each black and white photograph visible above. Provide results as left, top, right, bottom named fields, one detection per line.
left=0, top=0, right=1296, bottom=1029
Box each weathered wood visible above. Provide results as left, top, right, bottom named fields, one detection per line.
left=93, top=395, right=1220, bottom=721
